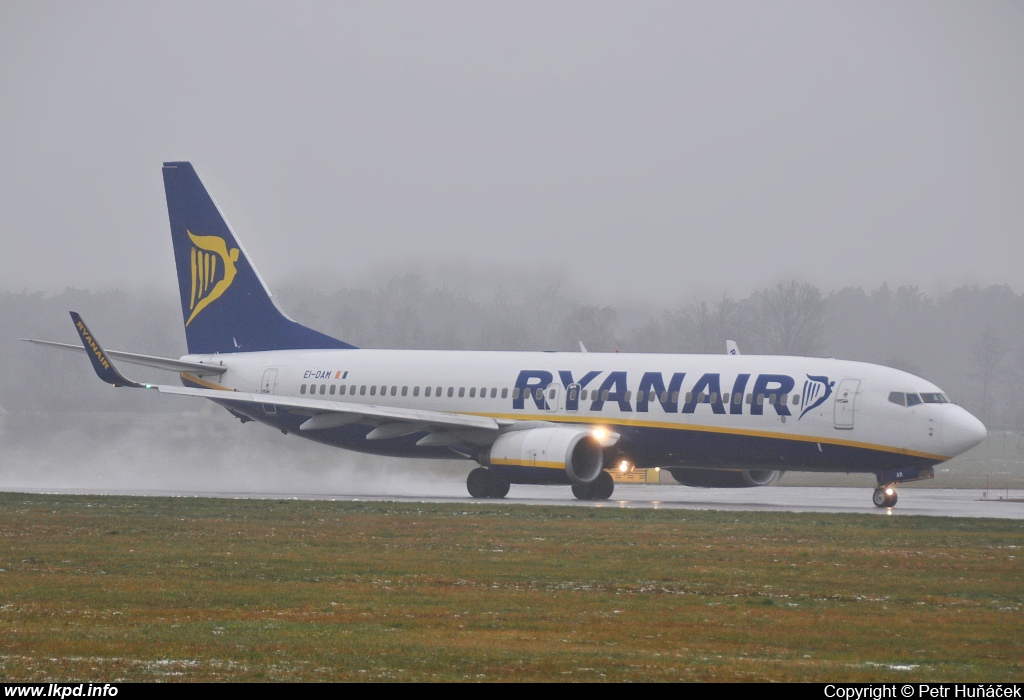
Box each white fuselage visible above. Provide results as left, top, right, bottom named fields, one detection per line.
left=180, top=348, right=986, bottom=473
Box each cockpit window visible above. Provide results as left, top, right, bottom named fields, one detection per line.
left=905, top=393, right=922, bottom=406
left=920, top=393, right=948, bottom=404
left=888, top=392, right=906, bottom=406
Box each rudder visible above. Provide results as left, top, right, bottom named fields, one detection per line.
left=162, top=162, right=354, bottom=354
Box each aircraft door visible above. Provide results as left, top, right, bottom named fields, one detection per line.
left=544, top=383, right=561, bottom=413
left=833, top=379, right=860, bottom=430
left=260, top=368, right=278, bottom=415
left=565, top=383, right=580, bottom=412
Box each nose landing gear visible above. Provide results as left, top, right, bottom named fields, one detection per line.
left=871, top=466, right=934, bottom=508
left=872, top=485, right=898, bottom=508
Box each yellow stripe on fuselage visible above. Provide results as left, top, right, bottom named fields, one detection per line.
left=490, top=458, right=566, bottom=470
left=469, top=411, right=949, bottom=462
left=179, top=372, right=234, bottom=391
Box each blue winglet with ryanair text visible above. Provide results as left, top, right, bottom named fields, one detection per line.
left=70, top=312, right=144, bottom=389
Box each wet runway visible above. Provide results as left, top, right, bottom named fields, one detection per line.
left=7, top=485, right=1023, bottom=519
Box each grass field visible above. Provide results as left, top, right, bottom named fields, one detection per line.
left=0, top=492, right=1020, bottom=682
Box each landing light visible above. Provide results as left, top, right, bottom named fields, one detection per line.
left=618, top=460, right=632, bottom=473
left=592, top=427, right=608, bottom=440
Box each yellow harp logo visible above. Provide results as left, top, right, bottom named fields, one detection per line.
left=186, top=231, right=240, bottom=326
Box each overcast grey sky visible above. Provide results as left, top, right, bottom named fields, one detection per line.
left=1, top=1, right=1021, bottom=305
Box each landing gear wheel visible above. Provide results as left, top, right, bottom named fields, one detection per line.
left=591, top=471, right=615, bottom=500
left=571, top=482, right=595, bottom=500
left=571, top=472, right=615, bottom=501
left=467, top=468, right=510, bottom=499
left=467, top=467, right=495, bottom=498
left=490, top=477, right=510, bottom=499
left=873, top=485, right=898, bottom=508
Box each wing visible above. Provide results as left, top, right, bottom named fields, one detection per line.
left=60, top=312, right=512, bottom=442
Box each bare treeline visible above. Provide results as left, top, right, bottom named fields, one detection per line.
left=4, top=279, right=1023, bottom=428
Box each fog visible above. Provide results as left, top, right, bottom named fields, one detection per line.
left=2, top=2, right=1022, bottom=493
left=1, top=2, right=1022, bottom=305
left=3, top=277, right=1024, bottom=495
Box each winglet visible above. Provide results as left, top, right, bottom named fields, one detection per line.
left=69, top=312, right=145, bottom=388
left=726, top=340, right=741, bottom=356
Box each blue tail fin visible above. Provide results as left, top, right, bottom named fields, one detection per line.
left=162, top=162, right=355, bottom=354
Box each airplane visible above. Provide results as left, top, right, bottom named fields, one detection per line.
left=25, top=162, right=988, bottom=508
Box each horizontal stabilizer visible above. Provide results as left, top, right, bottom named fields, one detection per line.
left=21, top=339, right=227, bottom=375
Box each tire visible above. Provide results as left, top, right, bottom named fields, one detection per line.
left=873, top=486, right=897, bottom=508
left=490, top=477, right=510, bottom=499
left=571, top=482, right=595, bottom=500
left=467, top=467, right=495, bottom=498
left=591, top=471, right=615, bottom=500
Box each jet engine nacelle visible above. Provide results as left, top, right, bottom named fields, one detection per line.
left=482, top=427, right=604, bottom=485
left=669, top=468, right=781, bottom=488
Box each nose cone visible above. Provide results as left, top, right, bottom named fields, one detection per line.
left=942, top=407, right=987, bottom=456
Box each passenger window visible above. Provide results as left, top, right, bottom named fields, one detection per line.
left=501, top=388, right=508, bottom=399
left=448, top=387, right=454, bottom=398
left=685, top=392, right=692, bottom=403
left=413, top=386, right=419, bottom=397
left=490, top=388, right=497, bottom=398
left=339, top=385, right=346, bottom=396
left=351, top=385, right=356, bottom=395
left=888, top=392, right=906, bottom=406
left=746, top=393, right=753, bottom=404
left=778, top=393, right=786, bottom=405
left=425, top=386, right=431, bottom=397
left=660, top=391, right=667, bottom=402
left=391, top=386, right=397, bottom=396
left=436, top=387, right=442, bottom=396
left=671, top=391, right=679, bottom=403
left=623, top=391, right=631, bottom=402
left=360, top=385, right=366, bottom=396
left=569, top=388, right=578, bottom=401
left=768, top=394, right=776, bottom=405
left=300, top=384, right=306, bottom=394
left=370, top=386, right=377, bottom=396
left=459, top=387, right=465, bottom=398
left=602, top=390, right=610, bottom=401
left=710, top=392, right=718, bottom=403
left=512, top=388, right=520, bottom=399
left=401, top=386, right=408, bottom=396
left=482, top=387, right=488, bottom=398
left=330, top=385, right=336, bottom=395
left=580, top=389, right=588, bottom=400
left=791, top=394, right=798, bottom=405
left=469, top=387, right=476, bottom=398
left=757, top=394, right=764, bottom=405
left=549, top=388, right=556, bottom=399
left=734, top=393, right=742, bottom=405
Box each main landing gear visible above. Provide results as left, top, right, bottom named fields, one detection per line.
left=466, top=467, right=510, bottom=499
left=873, top=485, right=898, bottom=508
left=571, top=470, right=615, bottom=501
